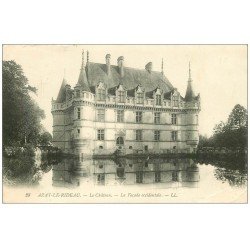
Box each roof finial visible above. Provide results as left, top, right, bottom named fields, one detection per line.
left=87, top=50, right=89, bottom=63
left=81, top=49, right=84, bottom=69
left=189, top=61, right=192, bottom=81
left=161, top=58, right=164, bottom=74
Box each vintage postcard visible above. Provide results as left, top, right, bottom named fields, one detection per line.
left=2, top=44, right=247, bottom=203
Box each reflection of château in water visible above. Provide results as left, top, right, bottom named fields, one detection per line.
left=52, top=158, right=200, bottom=188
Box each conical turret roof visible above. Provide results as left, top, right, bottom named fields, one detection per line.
left=56, top=78, right=67, bottom=102
left=185, top=62, right=196, bottom=102
left=76, top=50, right=90, bottom=91
left=76, top=67, right=90, bottom=91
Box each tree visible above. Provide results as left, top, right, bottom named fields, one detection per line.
left=213, top=121, right=227, bottom=134
left=198, top=134, right=213, bottom=148
left=2, top=61, right=45, bottom=146
left=199, top=104, right=247, bottom=149
left=39, top=132, right=52, bottom=146
left=227, top=104, right=247, bottom=129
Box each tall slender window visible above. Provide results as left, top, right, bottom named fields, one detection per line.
left=154, top=112, right=160, bottom=124
left=155, top=172, right=161, bottom=183
left=136, top=111, right=142, bottom=123
left=137, top=93, right=143, bottom=104
left=117, top=110, right=124, bottom=122
left=171, top=114, right=177, bottom=124
left=97, top=129, right=105, bottom=140
left=97, top=89, right=105, bottom=101
left=154, top=130, right=160, bottom=141
left=171, top=131, right=178, bottom=141
left=97, top=109, right=105, bottom=122
left=173, top=96, right=178, bottom=107
left=136, top=130, right=142, bottom=141
left=156, top=94, right=161, bottom=105
left=118, top=91, right=125, bottom=102
left=77, top=108, right=81, bottom=119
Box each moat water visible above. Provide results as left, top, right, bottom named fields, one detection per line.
left=3, top=156, right=248, bottom=203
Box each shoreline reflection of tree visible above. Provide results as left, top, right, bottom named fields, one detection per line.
left=196, top=157, right=247, bottom=187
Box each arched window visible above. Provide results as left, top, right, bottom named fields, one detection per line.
left=116, top=137, right=124, bottom=145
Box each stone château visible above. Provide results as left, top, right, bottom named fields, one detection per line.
left=51, top=51, right=200, bottom=157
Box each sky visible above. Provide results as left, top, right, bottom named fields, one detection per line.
left=3, top=45, right=247, bottom=136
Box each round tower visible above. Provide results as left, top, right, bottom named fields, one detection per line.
left=73, top=50, right=95, bottom=157
left=51, top=78, right=67, bottom=151
left=184, top=63, right=200, bottom=153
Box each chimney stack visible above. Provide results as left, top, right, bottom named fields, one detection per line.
left=106, top=54, right=111, bottom=76
left=145, top=62, right=153, bottom=73
left=117, top=56, right=124, bottom=77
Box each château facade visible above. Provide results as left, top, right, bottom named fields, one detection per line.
left=51, top=51, right=201, bottom=156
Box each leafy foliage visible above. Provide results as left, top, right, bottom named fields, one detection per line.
left=227, top=104, right=247, bottom=129
left=39, top=132, right=53, bottom=146
left=3, top=61, right=45, bottom=146
left=199, top=104, right=247, bottom=149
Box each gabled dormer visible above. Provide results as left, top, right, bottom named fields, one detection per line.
left=116, top=83, right=126, bottom=103
left=153, top=86, right=163, bottom=106
left=171, top=88, right=180, bottom=107
left=95, top=81, right=106, bottom=101
left=135, top=84, right=145, bottom=104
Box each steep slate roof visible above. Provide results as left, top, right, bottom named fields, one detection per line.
left=76, top=66, right=90, bottom=91
left=127, top=85, right=144, bottom=97
left=56, top=78, right=67, bottom=102
left=127, top=88, right=136, bottom=97
left=185, top=63, right=198, bottom=102
left=86, top=62, right=174, bottom=94
left=55, top=60, right=195, bottom=103
left=163, top=90, right=173, bottom=100
left=145, top=86, right=158, bottom=98
left=185, top=79, right=196, bottom=102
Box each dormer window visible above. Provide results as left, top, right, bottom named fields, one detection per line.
left=118, top=90, right=125, bottom=102
left=156, top=94, right=161, bottom=105
left=137, top=92, right=144, bottom=104
left=76, top=90, right=80, bottom=98
left=97, top=88, right=106, bottom=101
left=173, top=95, right=179, bottom=107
